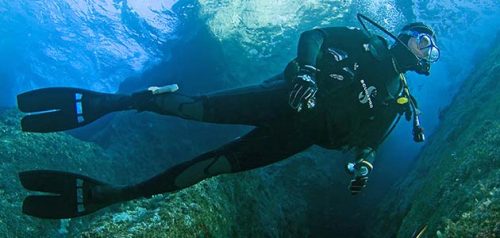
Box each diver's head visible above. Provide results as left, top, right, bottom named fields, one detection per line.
left=390, top=22, right=440, bottom=76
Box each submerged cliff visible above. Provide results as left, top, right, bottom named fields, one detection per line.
left=73, top=147, right=346, bottom=237
left=0, top=109, right=121, bottom=237
left=366, top=38, right=500, bottom=237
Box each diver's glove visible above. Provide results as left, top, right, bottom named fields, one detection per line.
left=289, top=65, right=319, bottom=112
left=345, top=148, right=375, bottom=195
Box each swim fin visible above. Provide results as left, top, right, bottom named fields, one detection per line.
left=19, top=170, right=115, bottom=219
left=17, top=87, right=130, bottom=133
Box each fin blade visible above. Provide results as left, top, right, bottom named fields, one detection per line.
left=17, top=87, right=108, bottom=133
left=20, top=170, right=109, bottom=219
left=23, top=195, right=78, bottom=219
left=20, top=110, right=83, bottom=133
left=19, top=170, right=77, bottom=194
left=17, top=88, right=77, bottom=113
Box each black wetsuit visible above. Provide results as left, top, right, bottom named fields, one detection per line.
left=124, top=27, right=404, bottom=198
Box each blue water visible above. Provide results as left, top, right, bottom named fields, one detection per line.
left=1, top=0, right=499, bottom=235
left=0, top=1, right=181, bottom=104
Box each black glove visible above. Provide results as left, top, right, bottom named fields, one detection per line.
left=345, top=160, right=373, bottom=195
left=345, top=148, right=375, bottom=195
left=289, top=65, right=318, bottom=112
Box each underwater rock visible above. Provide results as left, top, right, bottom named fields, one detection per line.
left=77, top=177, right=238, bottom=237
left=365, top=36, right=500, bottom=237
left=0, top=109, right=121, bottom=237
left=74, top=146, right=347, bottom=237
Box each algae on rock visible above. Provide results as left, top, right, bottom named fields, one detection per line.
left=0, top=109, right=123, bottom=237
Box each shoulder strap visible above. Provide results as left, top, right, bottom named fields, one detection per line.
left=368, top=35, right=390, bottom=61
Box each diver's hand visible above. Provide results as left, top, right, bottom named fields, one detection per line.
left=289, top=65, right=318, bottom=112
left=345, top=159, right=373, bottom=195
left=349, top=176, right=368, bottom=195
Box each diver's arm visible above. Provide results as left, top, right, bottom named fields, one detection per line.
left=296, top=29, right=326, bottom=67
left=289, top=27, right=363, bottom=111
left=345, top=108, right=402, bottom=194
left=288, top=29, right=326, bottom=112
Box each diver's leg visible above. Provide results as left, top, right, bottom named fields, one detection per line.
left=93, top=124, right=315, bottom=202
left=16, top=75, right=290, bottom=132
left=131, top=75, right=293, bottom=127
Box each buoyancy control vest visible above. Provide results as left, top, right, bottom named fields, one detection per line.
left=285, top=26, right=404, bottom=149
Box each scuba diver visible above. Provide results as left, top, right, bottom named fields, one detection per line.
left=17, top=14, right=440, bottom=219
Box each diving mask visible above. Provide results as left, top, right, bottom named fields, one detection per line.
left=403, top=31, right=440, bottom=63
